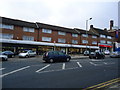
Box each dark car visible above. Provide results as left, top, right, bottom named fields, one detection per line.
left=2, top=51, right=15, bottom=58
left=89, top=52, right=105, bottom=59
left=43, top=51, right=71, bottom=63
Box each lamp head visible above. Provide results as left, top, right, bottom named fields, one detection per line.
left=89, top=18, right=92, bottom=20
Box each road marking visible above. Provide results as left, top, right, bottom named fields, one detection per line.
left=0, top=66, right=30, bottom=78
left=36, top=64, right=50, bottom=72
left=62, top=63, right=65, bottom=69
left=77, top=62, right=82, bottom=67
left=0, top=68, right=5, bottom=71
left=91, top=59, right=102, bottom=61
left=90, top=62, right=97, bottom=66
left=104, top=62, right=108, bottom=65
left=84, top=78, right=120, bottom=89
left=38, top=67, right=79, bottom=74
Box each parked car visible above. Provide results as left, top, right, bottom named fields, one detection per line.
left=104, top=50, right=110, bottom=55
left=84, top=50, right=89, bottom=56
left=89, top=52, right=105, bottom=59
left=110, top=51, right=120, bottom=58
left=43, top=51, right=71, bottom=63
left=18, top=50, right=36, bottom=58
left=0, top=53, right=8, bottom=61
left=2, top=51, right=15, bottom=58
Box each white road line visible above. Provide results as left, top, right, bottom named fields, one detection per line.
left=0, top=66, right=30, bottom=78
left=38, top=67, right=79, bottom=74
left=90, top=62, right=97, bottom=66
left=0, top=68, right=5, bottom=71
left=77, top=62, right=82, bottom=67
left=104, top=62, right=108, bottom=65
left=36, top=64, right=50, bottom=73
left=91, top=59, right=102, bottom=61
left=62, top=63, right=65, bottom=69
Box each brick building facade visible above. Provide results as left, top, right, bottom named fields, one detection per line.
left=0, top=17, right=114, bottom=54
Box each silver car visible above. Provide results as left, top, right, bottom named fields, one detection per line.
left=0, top=53, right=8, bottom=61
left=19, top=50, right=36, bottom=58
left=110, top=51, right=120, bottom=58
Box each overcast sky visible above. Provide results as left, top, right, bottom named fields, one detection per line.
left=0, top=0, right=119, bottom=30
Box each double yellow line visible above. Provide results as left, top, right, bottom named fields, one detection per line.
left=84, top=78, right=120, bottom=89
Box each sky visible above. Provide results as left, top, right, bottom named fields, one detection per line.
left=0, top=0, right=119, bottom=30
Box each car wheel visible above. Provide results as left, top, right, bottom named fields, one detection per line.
left=12, top=55, right=14, bottom=58
left=25, top=55, right=29, bottom=58
left=66, top=58, right=70, bottom=62
left=2, top=58, right=7, bottom=61
left=89, top=57, right=91, bottom=59
left=49, top=59, right=54, bottom=63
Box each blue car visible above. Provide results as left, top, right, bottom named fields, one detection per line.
left=43, top=51, right=71, bottom=63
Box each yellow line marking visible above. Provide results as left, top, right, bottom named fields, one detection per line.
left=84, top=78, right=120, bottom=90
left=97, top=79, right=120, bottom=88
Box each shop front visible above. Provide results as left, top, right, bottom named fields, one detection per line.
left=1, top=39, right=99, bottom=55
left=99, top=44, right=112, bottom=52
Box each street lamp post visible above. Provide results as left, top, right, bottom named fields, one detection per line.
left=85, top=18, right=92, bottom=52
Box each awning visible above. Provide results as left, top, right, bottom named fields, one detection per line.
left=99, top=45, right=112, bottom=48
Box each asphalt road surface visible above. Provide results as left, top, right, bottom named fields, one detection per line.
left=1, top=56, right=120, bottom=89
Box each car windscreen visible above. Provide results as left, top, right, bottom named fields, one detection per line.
left=21, top=50, right=28, bottom=53
left=90, top=52, right=95, bottom=54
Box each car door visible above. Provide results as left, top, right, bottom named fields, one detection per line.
left=53, top=51, right=59, bottom=61
left=58, top=52, right=66, bottom=61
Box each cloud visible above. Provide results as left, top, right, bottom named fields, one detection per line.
left=0, top=0, right=118, bottom=29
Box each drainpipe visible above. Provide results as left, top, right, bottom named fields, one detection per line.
left=35, top=22, right=39, bottom=41
left=35, top=22, right=40, bottom=55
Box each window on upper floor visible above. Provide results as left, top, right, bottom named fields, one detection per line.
left=23, top=27, right=34, bottom=32
left=82, top=34, right=88, bottom=37
left=42, top=29, right=52, bottom=34
left=100, top=40, right=106, bottom=44
left=58, top=38, right=66, bottom=43
left=107, top=41, right=112, bottom=44
left=107, top=36, right=112, bottom=39
left=0, top=24, right=14, bottom=30
left=92, top=41, right=97, bottom=45
left=82, top=40, right=88, bottom=44
left=72, top=33, right=78, bottom=37
left=58, top=31, right=66, bottom=35
left=72, top=40, right=78, bottom=44
left=92, top=35, right=97, bottom=38
left=100, top=34, right=106, bottom=38
left=42, top=37, right=51, bottom=42
left=22, top=36, right=34, bottom=41
left=0, top=33, right=13, bottom=39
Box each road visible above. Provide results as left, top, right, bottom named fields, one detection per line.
left=1, top=56, right=120, bottom=89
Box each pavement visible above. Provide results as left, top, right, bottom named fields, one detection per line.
left=106, top=83, right=120, bottom=89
